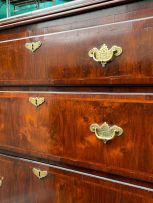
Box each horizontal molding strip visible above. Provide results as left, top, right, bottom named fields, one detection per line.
left=0, top=0, right=138, bottom=30
left=0, top=14, right=152, bottom=44
left=0, top=153, right=153, bottom=192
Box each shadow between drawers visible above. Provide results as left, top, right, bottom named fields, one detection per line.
left=0, top=148, right=152, bottom=191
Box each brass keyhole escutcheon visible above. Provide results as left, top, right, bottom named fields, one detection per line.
left=32, top=168, right=48, bottom=179
left=90, top=122, right=123, bottom=144
left=25, top=41, right=42, bottom=52
left=88, top=44, right=122, bottom=67
left=29, top=97, right=45, bottom=107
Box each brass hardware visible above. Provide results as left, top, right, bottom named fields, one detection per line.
left=29, top=97, right=45, bottom=107
left=25, top=41, right=42, bottom=52
left=90, top=122, right=123, bottom=144
left=32, top=168, right=48, bottom=179
left=0, top=177, right=4, bottom=187
left=88, top=44, right=122, bottom=67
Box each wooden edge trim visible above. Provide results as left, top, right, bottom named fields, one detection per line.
left=0, top=0, right=138, bottom=30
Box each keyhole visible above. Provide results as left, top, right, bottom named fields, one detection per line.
left=39, top=171, right=41, bottom=178
left=35, top=99, right=38, bottom=106
left=32, top=43, right=34, bottom=51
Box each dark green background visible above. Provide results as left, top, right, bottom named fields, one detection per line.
left=0, top=0, right=72, bottom=19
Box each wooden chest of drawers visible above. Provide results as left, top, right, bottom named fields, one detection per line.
left=0, top=0, right=153, bottom=202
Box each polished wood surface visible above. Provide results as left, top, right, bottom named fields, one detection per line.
left=0, top=154, right=152, bottom=203
left=0, top=0, right=152, bottom=202
left=0, top=91, right=152, bottom=182
left=0, top=3, right=153, bottom=85
left=1, top=0, right=153, bottom=41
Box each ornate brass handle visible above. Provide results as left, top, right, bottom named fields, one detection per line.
left=32, top=168, right=48, bottom=179
left=0, top=177, right=4, bottom=187
left=90, top=122, right=123, bottom=144
left=29, top=97, right=45, bottom=107
left=88, top=44, right=122, bottom=67
left=25, top=41, right=42, bottom=52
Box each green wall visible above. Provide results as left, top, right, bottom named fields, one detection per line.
left=0, top=0, right=72, bottom=19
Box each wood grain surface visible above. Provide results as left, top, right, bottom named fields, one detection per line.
left=0, top=16, right=153, bottom=85
left=0, top=91, right=152, bottom=182
left=0, top=154, right=152, bottom=203
left=0, top=0, right=152, bottom=201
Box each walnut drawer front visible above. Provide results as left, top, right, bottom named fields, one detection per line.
left=0, top=91, right=153, bottom=182
left=0, top=17, right=153, bottom=85
left=0, top=154, right=152, bottom=203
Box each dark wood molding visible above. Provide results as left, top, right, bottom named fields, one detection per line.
left=0, top=0, right=139, bottom=30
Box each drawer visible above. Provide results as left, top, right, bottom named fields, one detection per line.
left=0, top=17, right=153, bottom=85
left=0, top=91, right=153, bottom=182
left=0, top=154, right=152, bottom=203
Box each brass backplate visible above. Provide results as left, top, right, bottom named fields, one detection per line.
left=90, top=122, right=123, bottom=143
left=88, top=44, right=122, bottom=67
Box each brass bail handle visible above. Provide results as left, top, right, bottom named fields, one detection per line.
left=88, top=44, right=123, bottom=67
left=90, top=122, right=123, bottom=144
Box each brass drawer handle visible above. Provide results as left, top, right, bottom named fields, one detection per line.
left=0, top=177, right=4, bottom=187
left=29, top=97, right=45, bottom=107
left=88, top=44, right=122, bottom=67
left=25, top=41, right=42, bottom=52
left=32, top=168, right=48, bottom=179
left=90, top=122, right=123, bottom=144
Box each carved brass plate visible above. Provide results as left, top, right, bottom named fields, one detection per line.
left=25, top=41, right=42, bottom=52
left=88, top=44, right=122, bottom=67
left=0, top=177, right=4, bottom=187
left=29, top=97, right=45, bottom=107
left=32, top=168, right=48, bottom=179
left=90, top=122, right=123, bottom=144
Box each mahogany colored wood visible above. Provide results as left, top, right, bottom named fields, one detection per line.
left=0, top=154, right=152, bottom=203
left=0, top=91, right=152, bottom=182
left=0, top=0, right=153, bottom=202
left=1, top=15, right=153, bottom=85
left=1, top=0, right=153, bottom=42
